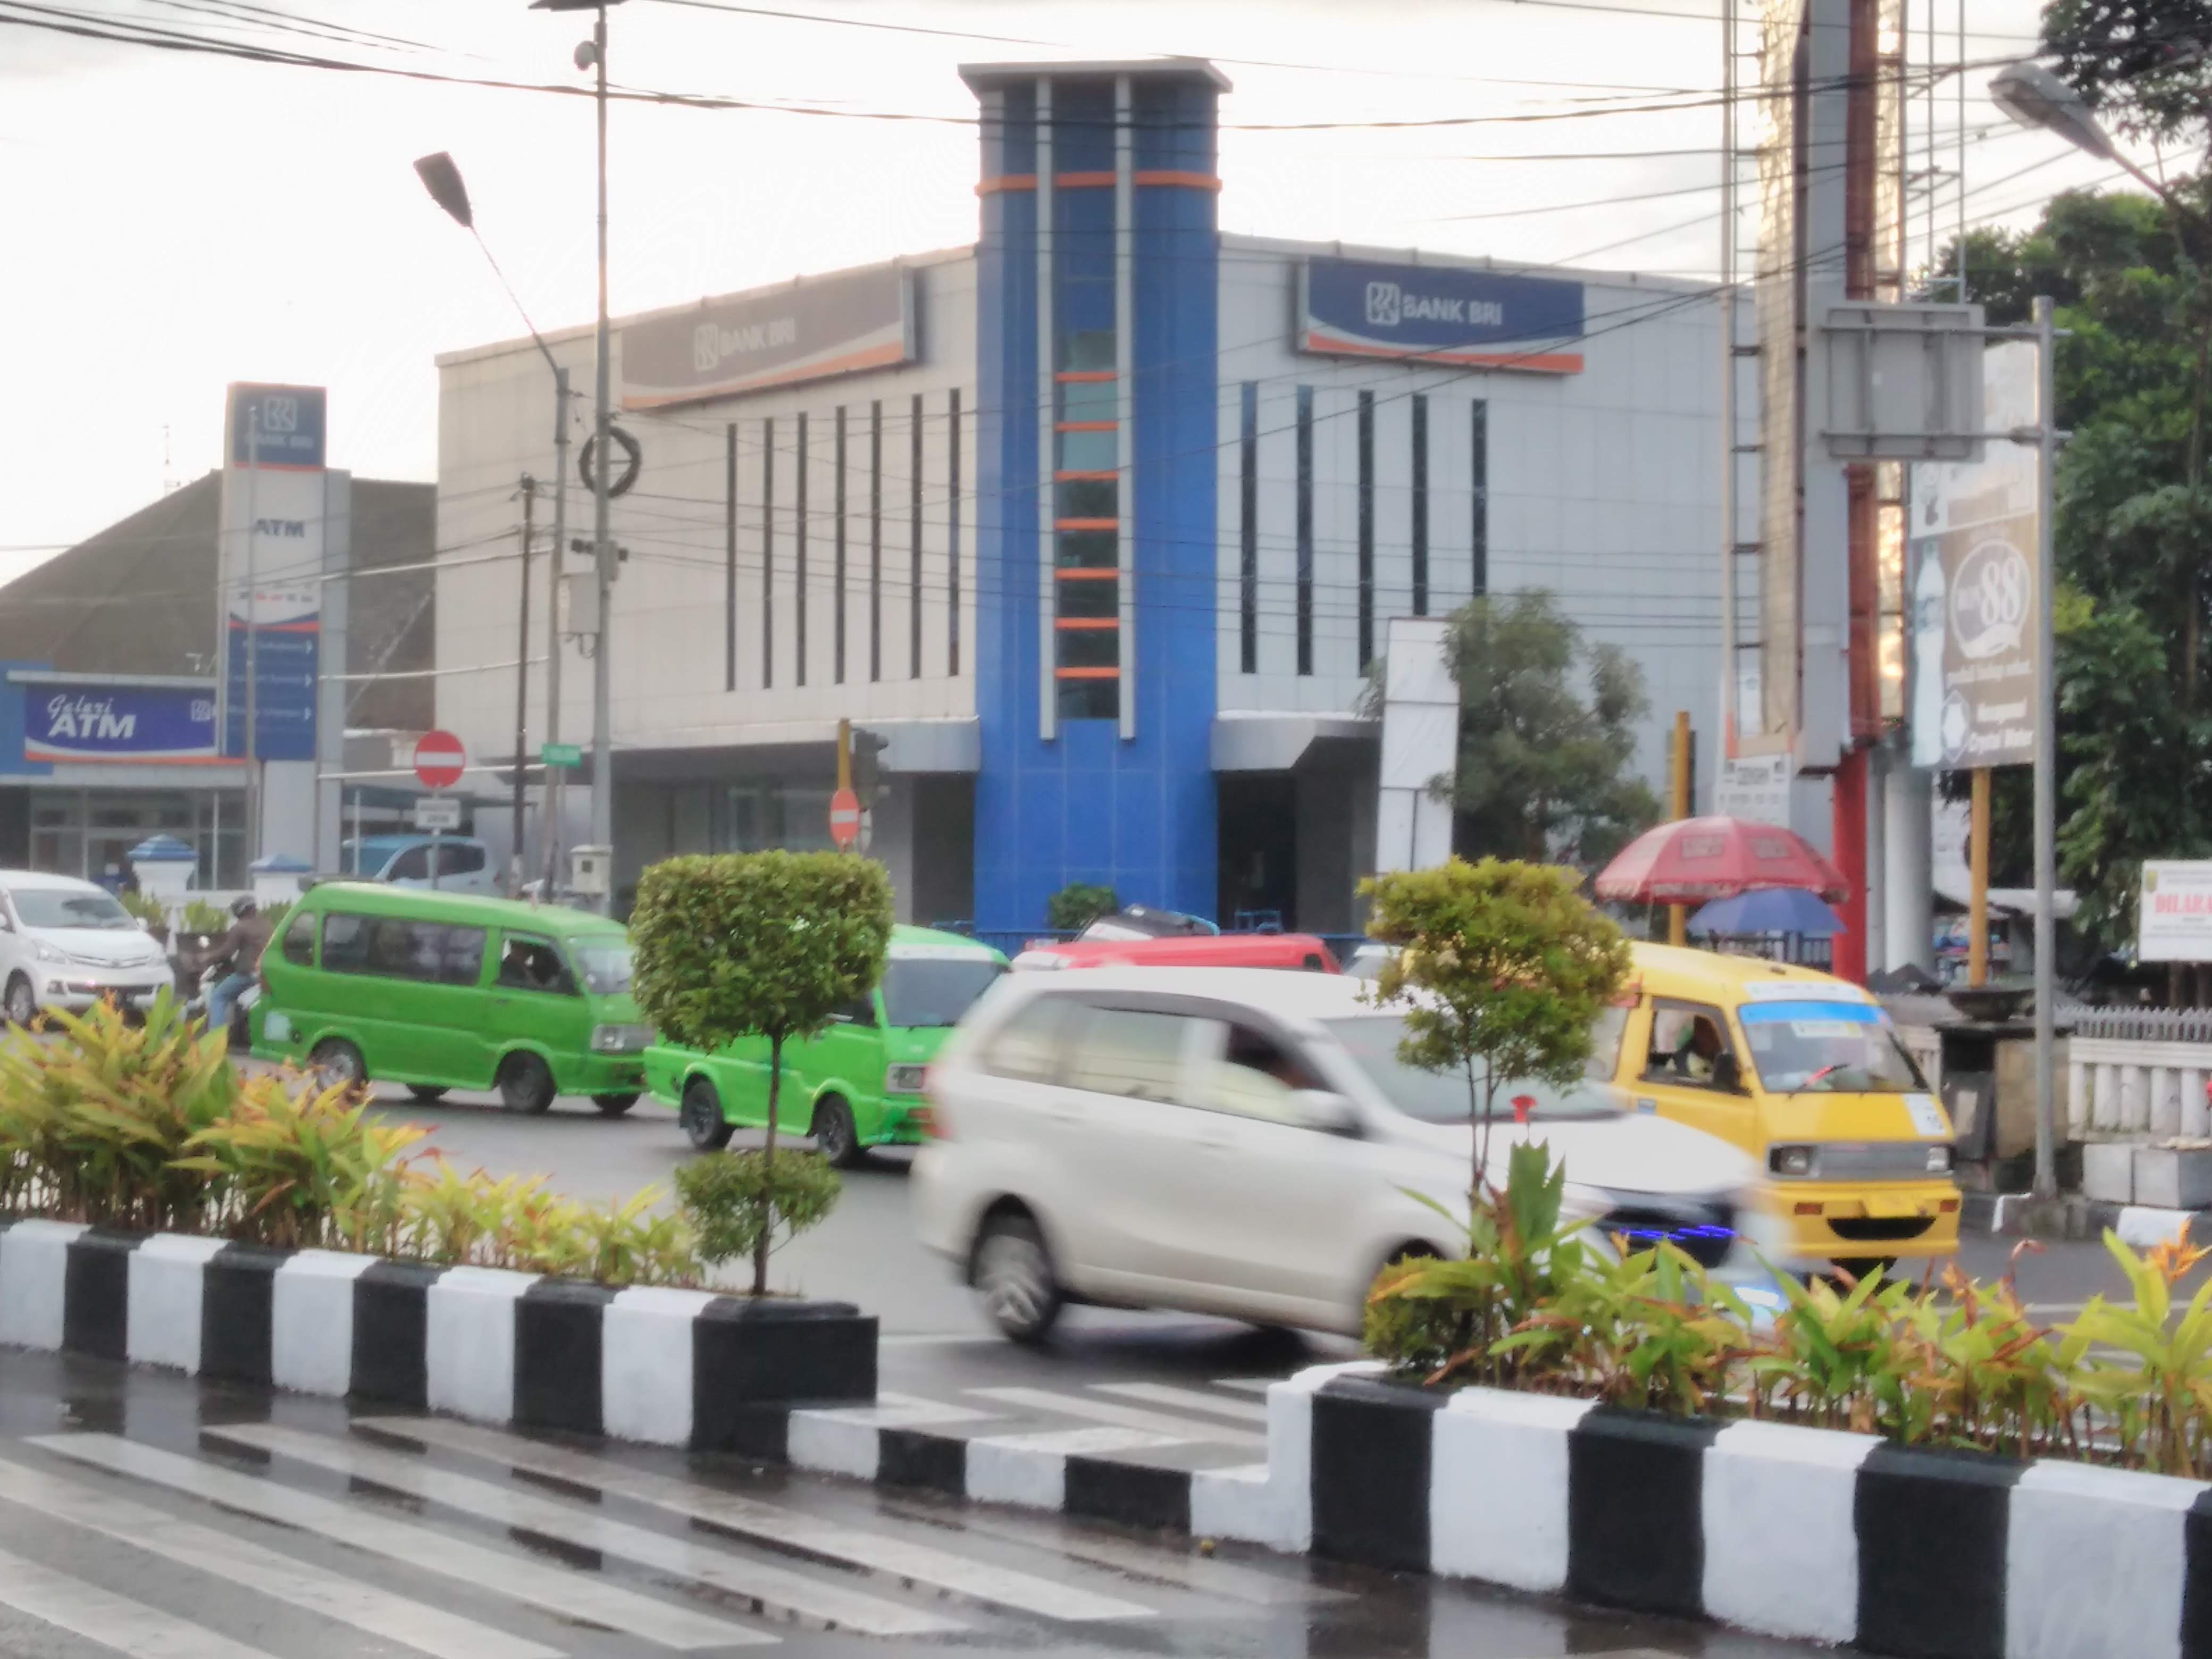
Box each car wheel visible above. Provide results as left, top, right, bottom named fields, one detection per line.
left=811, top=1097, right=862, bottom=1168
left=498, top=1051, right=557, bottom=1116
left=407, top=1085, right=449, bottom=1103
left=593, top=1092, right=640, bottom=1116
left=681, top=1078, right=734, bottom=1150
left=4, top=974, right=35, bottom=1028
left=974, top=1213, right=1063, bottom=1345
left=309, top=1038, right=366, bottom=1094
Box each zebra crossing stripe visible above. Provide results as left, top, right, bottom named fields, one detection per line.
left=31, top=1434, right=763, bottom=1650
left=1092, top=1382, right=1272, bottom=1422
left=358, top=1415, right=1158, bottom=1623
left=0, top=1540, right=280, bottom=1658
left=205, top=1421, right=964, bottom=1638
left=966, top=1386, right=1266, bottom=1446
left=0, top=1454, right=560, bottom=1659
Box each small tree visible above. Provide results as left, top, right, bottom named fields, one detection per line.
left=1046, top=882, right=1118, bottom=934
left=630, top=850, right=893, bottom=1294
left=1360, top=857, right=1631, bottom=1206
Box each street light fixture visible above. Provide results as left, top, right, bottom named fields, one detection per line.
left=413, top=149, right=573, bottom=900
left=1990, top=58, right=2208, bottom=238
left=532, top=0, right=627, bottom=915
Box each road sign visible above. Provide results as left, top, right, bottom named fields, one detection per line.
left=541, top=741, right=582, bottom=770
left=828, top=787, right=862, bottom=850
left=413, top=729, right=466, bottom=790
left=413, top=796, right=463, bottom=832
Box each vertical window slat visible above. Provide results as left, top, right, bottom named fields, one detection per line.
left=1238, top=381, right=1257, bottom=675
left=795, top=413, right=808, bottom=688
left=761, top=415, right=774, bottom=691
left=869, top=399, right=883, bottom=683
left=834, top=406, right=848, bottom=684
left=1295, top=385, right=1314, bottom=677
left=1411, top=394, right=1429, bottom=617
left=1471, top=398, right=1490, bottom=597
left=949, top=388, right=962, bottom=676
left=1356, top=389, right=1375, bottom=669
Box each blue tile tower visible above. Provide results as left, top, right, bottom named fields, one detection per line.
left=965, top=59, right=1226, bottom=932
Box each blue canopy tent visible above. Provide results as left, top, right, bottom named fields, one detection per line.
left=1687, top=886, right=1842, bottom=969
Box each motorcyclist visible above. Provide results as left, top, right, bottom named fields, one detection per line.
left=194, top=896, right=272, bottom=1035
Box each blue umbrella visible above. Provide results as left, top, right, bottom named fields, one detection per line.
left=1688, top=886, right=1846, bottom=937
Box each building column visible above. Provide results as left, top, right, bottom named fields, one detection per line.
left=1882, top=747, right=1934, bottom=972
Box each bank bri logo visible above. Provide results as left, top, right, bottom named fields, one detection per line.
left=1303, top=256, right=1587, bottom=375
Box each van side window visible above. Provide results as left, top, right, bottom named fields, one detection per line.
left=280, top=908, right=316, bottom=967
left=1063, top=1006, right=1193, bottom=1105
left=497, top=935, right=576, bottom=995
left=320, top=912, right=370, bottom=974
left=831, top=996, right=876, bottom=1025
left=1199, top=1021, right=1326, bottom=1122
left=1644, top=1001, right=1741, bottom=1091
left=980, top=996, right=1072, bottom=1084
left=442, top=925, right=488, bottom=986
left=387, top=846, right=429, bottom=881
left=1586, top=1002, right=1631, bottom=1082
left=446, top=844, right=486, bottom=876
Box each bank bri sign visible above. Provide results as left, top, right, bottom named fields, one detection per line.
left=1297, top=257, right=1586, bottom=374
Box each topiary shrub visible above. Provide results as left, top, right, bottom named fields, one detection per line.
left=674, top=1149, right=840, bottom=1273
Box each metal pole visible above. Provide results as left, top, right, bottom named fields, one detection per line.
left=243, top=405, right=262, bottom=865
left=2032, top=292, right=2058, bottom=1199
left=1969, top=766, right=1990, bottom=987
left=589, top=2, right=616, bottom=915
left=512, top=476, right=535, bottom=893
left=1669, top=709, right=1691, bottom=947
left=545, top=366, right=568, bottom=899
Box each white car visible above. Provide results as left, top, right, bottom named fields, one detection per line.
left=913, top=966, right=1779, bottom=1342
left=0, top=873, right=174, bottom=1025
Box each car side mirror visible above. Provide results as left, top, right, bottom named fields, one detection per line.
left=1713, top=1054, right=1745, bottom=1093
left=1289, top=1088, right=1361, bottom=1136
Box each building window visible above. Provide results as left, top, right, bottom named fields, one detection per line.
left=1357, top=390, right=1375, bottom=671
left=1471, top=397, right=1489, bottom=597
left=869, top=399, right=883, bottom=683
left=1411, top=393, right=1429, bottom=617
left=724, top=424, right=737, bottom=692
left=948, top=388, right=961, bottom=677
left=834, top=406, right=847, bottom=684
left=909, top=393, right=924, bottom=679
left=1059, top=379, right=1115, bottom=422
left=1239, top=381, right=1257, bottom=675
left=794, top=412, right=808, bottom=687
left=1295, top=384, right=1313, bottom=677
left=1055, top=477, right=1117, bottom=521
left=761, top=414, right=774, bottom=691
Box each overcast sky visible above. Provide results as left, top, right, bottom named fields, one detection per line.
left=0, top=0, right=2137, bottom=571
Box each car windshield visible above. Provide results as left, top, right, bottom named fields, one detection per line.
left=570, top=941, right=633, bottom=996
left=1323, top=1015, right=1621, bottom=1122
left=1737, top=1000, right=1927, bottom=1093
left=881, top=956, right=1006, bottom=1028
left=13, top=889, right=135, bottom=930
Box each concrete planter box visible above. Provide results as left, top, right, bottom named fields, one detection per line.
left=0, top=1219, right=874, bottom=1450
left=2081, top=1139, right=2138, bottom=1204
left=2135, top=1144, right=2212, bottom=1212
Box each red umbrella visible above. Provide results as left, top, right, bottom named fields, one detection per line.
left=1593, top=815, right=1849, bottom=905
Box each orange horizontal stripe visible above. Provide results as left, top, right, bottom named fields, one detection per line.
left=1055, top=170, right=1116, bottom=188
left=1054, top=517, right=1117, bottom=531
left=1057, top=421, right=1117, bottom=433
left=1134, top=169, right=1222, bottom=190
left=1055, top=617, right=1118, bottom=630
left=1055, top=371, right=1115, bottom=383
left=1054, top=470, right=1118, bottom=482
left=1055, top=667, right=1120, bottom=680
left=1298, top=332, right=1585, bottom=375
left=975, top=174, right=1037, bottom=195
left=1055, top=567, right=1118, bottom=580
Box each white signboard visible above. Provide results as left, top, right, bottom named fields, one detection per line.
left=1716, top=755, right=1794, bottom=828
left=2140, top=861, right=2212, bottom=963
left=412, top=797, right=463, bottom=832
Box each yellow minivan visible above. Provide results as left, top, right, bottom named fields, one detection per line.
left=1608, top=944, right=1959, bottom=1272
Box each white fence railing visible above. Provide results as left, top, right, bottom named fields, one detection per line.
left=2068, top=1032, right=2212, bottom=1141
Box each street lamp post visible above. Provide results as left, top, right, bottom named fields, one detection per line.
left=534, top=0, right=624, bottom=915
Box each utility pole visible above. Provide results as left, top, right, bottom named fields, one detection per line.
left=544, top=368, right=569, bottom=899
left=2032, top=292, right=2059, bottom=1199
left=243, top=404, right=262, bottom=864
left=513, top=476, right=536, bottom=893
left=588, top=2, right=616, bottom=914
left=1668, top=710, right=1691, bottom=947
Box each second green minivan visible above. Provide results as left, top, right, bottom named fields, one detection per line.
left=250, top=882, right=651, bottom=1114
left=644, top=925, right=1008, bottom=1165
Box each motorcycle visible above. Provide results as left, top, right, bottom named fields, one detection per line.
left=182, top=954, right=259, bottom=1053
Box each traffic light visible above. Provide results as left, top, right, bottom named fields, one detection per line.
left=850, top=727, right=889, bottom=800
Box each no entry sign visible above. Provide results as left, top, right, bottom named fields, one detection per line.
left=828, top=787, right=862, bottom=850
left=413, top=729, right=467, bottom=791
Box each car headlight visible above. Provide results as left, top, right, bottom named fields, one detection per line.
left=884, top=1063, right=927, bottom=1095
left=590, top=1023, right=651, bottom=1053
left=32, top=941, right=65, bottom=966
left=1768, top=1144, right=1817, bottom=1178
left=1926, top=1144, right=1953, bottom=1174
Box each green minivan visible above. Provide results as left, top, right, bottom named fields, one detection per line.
left=644, top=925, right=1007, bottom=1165
left=250, top=882, right=651, bottom=1114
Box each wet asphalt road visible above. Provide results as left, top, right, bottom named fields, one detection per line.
left=0, top=1346, right=1830, bottom=1658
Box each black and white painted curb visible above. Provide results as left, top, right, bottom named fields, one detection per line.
left=0, top=1219, right=874, bottom=1447
left=1962, top=1188, right=2212, bottom=1247
left=783, top=1357, right=2212, bottom=1659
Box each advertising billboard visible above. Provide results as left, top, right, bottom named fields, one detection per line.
left=19, top=681, right=219, bottom=764
left=227, top=383, right=326, bottom=470
left=218, top=384, right=325, bottom=764
left=1909, top=343, right=2038, bottom=769
left=1296, top=258, right=1585, bottom=374
left=621, top=265, right=917, bottom=409
left=2140, top=861, right=2212, bottom=963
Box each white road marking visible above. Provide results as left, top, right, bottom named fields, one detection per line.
left=1211, top=1378, right=1281, bottom=1395
left=1091, top=1382, right=1271, bottom=1422
left=0, top=1540, right=280, bottom=1658
left=965, top=1386, right=1266, bottom=1446
left=31, top=1434, right=762, bottom=1651
left=357, top=1415, right=1155, bottom=1623
left=0, top=1454, right=560, bottom=1659
left=205, top=1421, right=961, bottom=1638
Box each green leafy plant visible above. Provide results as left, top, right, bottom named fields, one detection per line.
left=117, top=890, right=169, bottom=934
left=179, top=899, right=230, bottom=937
left=1045, top=882, right=1118, bottom=933
left=629, top=850, right=892, bottom=1293
left=673, top=1148, right=840, bottom=1275
left=2057, top=1235, right=2212, bottom=1474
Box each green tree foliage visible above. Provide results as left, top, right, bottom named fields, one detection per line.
left=1425, top=591, right=1660, bottom=868
left=630, top=851, right=892, bottom=1291
left=1360, top=857, right=1631, bottom=1204
left=673, top=1149, right=840, bottom=1270
left=2042, top=0, right=2212, bottom=146
left=1045, top=882, right=1118, bottom=933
